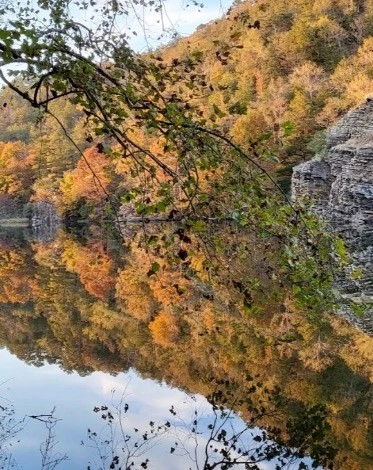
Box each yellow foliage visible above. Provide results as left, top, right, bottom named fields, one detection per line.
left=298, top=339, right=333, bottom=372
left=149, top=269, right=190, bottom=307
left=115, top=263, right=156, bottom=321
left=148, top=310, right=180, bottom=348
left=0, top=249, right=35, bottom=303
left=231, top=110, right=268, bottom=143
left=0, top=141, right=33, bottom=196
left=201, top=303, right=216, bottom=333
left=289, top=61, right=330, bottom=101
left=189, top=250, right=208, bottom=280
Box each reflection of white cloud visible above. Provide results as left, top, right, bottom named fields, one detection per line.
left=0, top=350, right=319, bottom=470
left=97, top=372, right=132, bottom=395
left=96, top=369, right=210, bottom=420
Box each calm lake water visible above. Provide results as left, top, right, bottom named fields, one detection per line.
left=0, top=226, right=371, bottom=469
left=1, top=349, right=230, bottom=469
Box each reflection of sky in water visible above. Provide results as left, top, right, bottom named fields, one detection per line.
left=0, top=348, right=316, bottom=469
left=0, top=348, right=194, bottom=468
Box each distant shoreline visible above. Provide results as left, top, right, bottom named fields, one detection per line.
left=0, top=218, right=29, bottom=227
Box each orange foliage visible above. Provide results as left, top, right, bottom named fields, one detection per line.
left=115, top=242, right=192, bottom=321
left=149, top=268, right=190, bottom=307
left=0, top=141, right=34, bottom=196
left=62, top=239, right=115, bottom=299
left=60, top=146, right=111, bottom=207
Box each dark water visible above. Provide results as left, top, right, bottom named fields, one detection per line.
left=0, top=226, right=372, bottom=469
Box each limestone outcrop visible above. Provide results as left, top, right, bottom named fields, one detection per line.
left=292, top=99, right=373, bottom=334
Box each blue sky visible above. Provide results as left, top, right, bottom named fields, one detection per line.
left=133, top=0, right=235, bottom=49
left=76, top=0, right=235, bottom=51
left=0, top=0, right=235, bottom=82
left=1, top=1, right=235, bottom=53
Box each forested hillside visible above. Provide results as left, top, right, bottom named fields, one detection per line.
left=0, top=0, right=372, bottom=216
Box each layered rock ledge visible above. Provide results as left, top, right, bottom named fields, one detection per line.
left=292, top=99, right=373, bottom=334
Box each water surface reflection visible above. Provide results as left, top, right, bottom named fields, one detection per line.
left=0, top=227, right=371, bottom=469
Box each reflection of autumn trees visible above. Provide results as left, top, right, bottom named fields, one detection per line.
left=0, top=244, right=36, bottom=303
left=115, top=226, right=201, bottom=325
left=0, top=230, right=371, bottom=468
left=115, top=252, right=157, bottom=322
left=33, top=231, right=116, bottom=300
left=149, top=310, right=180, bottom=348
left=62, top=238, right=115, bottom=299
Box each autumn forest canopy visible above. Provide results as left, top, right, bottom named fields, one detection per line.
left=0, top=1, right=372, bottom=468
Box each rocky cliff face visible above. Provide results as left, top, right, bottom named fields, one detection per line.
left=292, top=99, right=373, bottom=334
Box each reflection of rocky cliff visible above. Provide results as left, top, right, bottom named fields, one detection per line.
left=28, top=201, right=61, bottom=242
left=292, top=100, right=373, bottom=334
